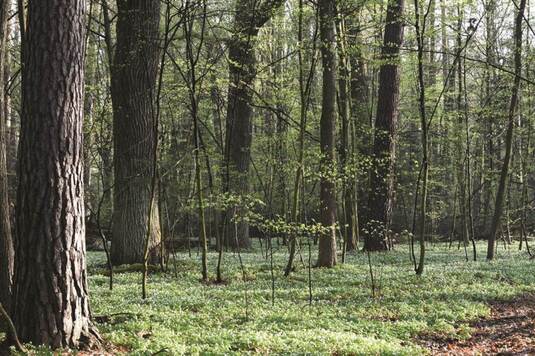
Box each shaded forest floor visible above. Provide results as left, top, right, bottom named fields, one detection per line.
left=418, top=293, right=535, bottom=354
left=3, top=241, right=535, bottom=354
left=85, top=241, right=535, bottom=355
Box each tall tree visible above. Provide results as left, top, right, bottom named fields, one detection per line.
left=336, top=7, right=358, bottom=253
left=487, top=0, right=526, bottom=260
left=111, top=0, right=162, bottom=265
left=223, top=0, right=284, bottom=249
left=12, top=0, right=100, bottom=348
left=316, top=0, right=337, bottom=267
left=0, top=0, right=13, bottom=315
left=413, top=0, right=428, bottom=275
left=365, top=0, right=404, bottom=251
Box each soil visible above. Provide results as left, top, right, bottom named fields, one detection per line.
left=418, top=293, right=535, bottom=355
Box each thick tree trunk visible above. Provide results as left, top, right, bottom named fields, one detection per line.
left=12, top=0, right=100, bottom=348
left=223, top=0, right=284, bottom=249
left=317, top=0, right=337, bottom=268
left=0, top=0, right=13, bottom=315
left=365, top=0, right=404, bottom=251
left=224, top=31, right=255, bottom=249
left=111, top=0, right=162, bottom=265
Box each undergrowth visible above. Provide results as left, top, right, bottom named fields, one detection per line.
left=86, top=241, right=535, bottom=355
left=3, top=241, right=534, bottom=354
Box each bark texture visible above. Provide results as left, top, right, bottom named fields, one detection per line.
left=111, top=0, right=162, bottom=265
left=317, top=0, right=337, bottom=267
left=0, top=0, right=13, bottom=315
left=12, top=0, right=100, bottom=348
left=365, top=0, right=404, bottom=251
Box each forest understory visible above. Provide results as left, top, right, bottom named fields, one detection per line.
left=2, top=241, right=531, bottom=355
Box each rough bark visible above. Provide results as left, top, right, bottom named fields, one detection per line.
left=0, top=0, right=14, bottom=315
left=365, top=0, right=404, bottom=251
left=111, top=0, right=162, bottom=265
left=12, top=0, right=100, bottom=348
left=223, top=0, right=284, bottom=249
left=317, top=0, right=337, bottom=268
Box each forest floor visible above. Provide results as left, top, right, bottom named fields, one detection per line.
left=418, top=292, right=535, bottom=354
left=3, top=240, right=535, bottom=354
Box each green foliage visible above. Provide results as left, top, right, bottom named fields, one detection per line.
left=81, top=242, right=534, bottom=354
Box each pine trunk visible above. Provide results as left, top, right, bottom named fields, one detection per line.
left=12, top=0, right=100, bottom=348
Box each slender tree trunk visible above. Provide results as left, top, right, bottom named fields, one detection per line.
left=84, top=33, right=96, bottom=224
left=111, top=0, right=162, bottom=265
left=365, top=0, right=404, bottom=251
left=454, top=5, right=468, bottom=250
left=284, top=0, right=316, bottom=275
left=414, top=0, right=427, bottom=275
left=0, top=0, right=14, bottom=316
left=184, top=0, right=208, bottom=281
left=336, top=10, right=357, bottom=252
left=487, top=0, right=526, bottom=260
left=12, top=0, right=100, bottom=348
left=483, top=0, right=496, bottom=229
left=317, top=0, right=337, bottom=268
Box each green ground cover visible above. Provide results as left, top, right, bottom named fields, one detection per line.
left=4, top=241, right=534, bottom=354
left=86, top=241, right=534, bottom=355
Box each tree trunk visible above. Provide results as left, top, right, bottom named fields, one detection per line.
left=223, top=0, right=284, bottom=249
left=316, top=0, right=337, bottom=268
left=84, top=34, right=96, bottom=225
left=336, top=10, right=357, bottom=253
left=414, top=0, right=428, bottom=275
left=0, top=0, right=13, bottom=315
left=487, top=0, right=526, bottom=260
left=12, top=0, right=100, bottom=348
left=111, top=0, right=162, bottom=265
left=365, top=0, right=404, bottom=251
left=224, top=30, right=254, bottom=249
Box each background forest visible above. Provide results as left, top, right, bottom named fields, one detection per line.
left=1, top=0, right=535, bottom=354
left=74, top=0, right=535, bottom=264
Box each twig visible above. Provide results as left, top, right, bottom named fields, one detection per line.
left=0, top=303, right=26, bottom=353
